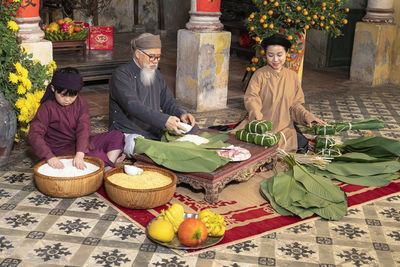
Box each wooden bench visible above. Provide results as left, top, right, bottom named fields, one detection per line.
left=134, top=130, right=278, bottom=203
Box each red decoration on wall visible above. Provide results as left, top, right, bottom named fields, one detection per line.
left=196, top=0, right=221, bottom=12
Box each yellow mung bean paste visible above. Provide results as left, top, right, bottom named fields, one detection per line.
left=108, top=171, right=171, bottom=189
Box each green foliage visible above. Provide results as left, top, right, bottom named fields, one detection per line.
left=246, top=0, right=350, bottom=70
left=0, top=0, right=55, bottom=139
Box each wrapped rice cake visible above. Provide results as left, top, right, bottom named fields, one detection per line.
left=108, top=171, right=172, bottom=189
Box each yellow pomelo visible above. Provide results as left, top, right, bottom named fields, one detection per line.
left=148, top=219, right=174, bottom=242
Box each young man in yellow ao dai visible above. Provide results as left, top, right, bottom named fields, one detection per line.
left=237, top=34, right=326, bottom=153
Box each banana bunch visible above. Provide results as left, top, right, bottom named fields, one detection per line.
left=198, top=209, right=226, bottom=236
left=160, top=203, right=184, bottom=232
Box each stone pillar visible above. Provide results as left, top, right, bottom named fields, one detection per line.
left=16, top=0, right=53, bottom=64
left=362, top=0, right=394, bottom=24
left=176, top=30, right=231, bottom=111
left=350, top=0, right=396, bottom=86
left=176, top=0, right=231, bottom=112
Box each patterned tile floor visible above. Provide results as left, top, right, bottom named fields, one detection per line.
left=1, top=84, right=400, bottom=266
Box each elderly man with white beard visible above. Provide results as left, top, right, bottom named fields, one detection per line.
left=109, top=33, right=197, bottom=157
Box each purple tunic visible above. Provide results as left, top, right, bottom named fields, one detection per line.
left=28, top=96, right=124, bottom=167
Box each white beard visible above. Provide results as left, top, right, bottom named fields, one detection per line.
left=140, top=65, right=157, bottom=86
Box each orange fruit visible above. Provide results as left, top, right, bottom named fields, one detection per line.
left=295, top=19, right=300, bottom=23
left=320, top=22, right=324, bottom=27
left=248, top=17, right=252, bottom=22
left=269, top=24, right=274, bottom=29
left=262, top=15, right=267, bottom=20
left=263, top=23, right=268, bottom=28
left=250, top=26, right=254, bottom=31
left=287, top=18, right=291, bottom=23
left=251, top=67, right=256, bottom=72
left=305, top=25, right=310, bottom=29
left=250, top=13, right=255, bottom=18
left=345, top=8, right=349, bottom=12
left=255, top=37, right=261, bottom=42
left=57, top=19, right=64, bottom=25
left=311, top=21, right=315, bottom=25
left=322, top=2, right=326, bottom=7
left=252, top=57, right=259, bottom=63
left=263, top=0, right=267, bottom=4
left=343, top=19, right=348, bottom=24
left=274, top=2, right=279, bottom=6
left=325, top=26, right=329, bottom=30
left=322, top=7, right=326, bottom=11
left=260, top=18, right=265, bottom=23
left=260, top=49, right=265, bottom=55
left=296, top=6, right=301, bottom=11
left=303, top=11, right=308, bottom=16
left=320, top=16, right=325, bottom=20
left=313, top=14, right=318, bottom=20
left=306, top=16, right=311, bottom=21
left=74, top=26, right=82, bottom=32
left=329, top=20, right=334, bottom=25
left=246, top=67, right=251, bottom=72
left=268, top=10, right=273, bottom=15
left=287, top=35, right=293, bottom=41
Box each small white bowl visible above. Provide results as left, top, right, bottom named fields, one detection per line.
left=178, top=122, right=192, bottom=134
left=124, top=165, right=143, bottom=176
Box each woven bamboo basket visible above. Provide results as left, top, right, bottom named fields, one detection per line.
left=104, top=165, right=177, bottom=209
left=33, top=156, right=104, bottom=198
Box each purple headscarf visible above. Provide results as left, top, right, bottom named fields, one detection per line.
left=40, top=72, right=84, bottom=104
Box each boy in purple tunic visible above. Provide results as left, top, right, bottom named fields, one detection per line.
left=29, top=67, right=125, bottom=170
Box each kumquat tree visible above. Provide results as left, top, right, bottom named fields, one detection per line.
left=246, top=0, right=350, bottom=71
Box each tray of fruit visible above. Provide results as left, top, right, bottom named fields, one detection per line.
left=146, top=204, right=225, bottom=250
left=42, top=18, right=89, bottom=41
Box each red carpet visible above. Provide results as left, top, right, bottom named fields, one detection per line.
left=97, top=172, right=400, bottom=254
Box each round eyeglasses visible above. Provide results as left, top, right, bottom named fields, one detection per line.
left=140, top=50, right=161, bottom=61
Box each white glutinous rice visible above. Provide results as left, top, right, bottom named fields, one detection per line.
left=176, top=134, right=209, bottom=145
left=38, top=159, right=100, bottom=177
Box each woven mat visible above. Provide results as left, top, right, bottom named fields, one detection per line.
left=98, top=168, right=400, bottom=255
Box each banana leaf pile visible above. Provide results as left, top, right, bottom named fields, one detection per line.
left=260, top=136, right=400, bottom=220
left=313, top=119, right=384, bottom=135
left=134, top=135, right=231, bottom=173
left=260, top=155, right=348, bottom=220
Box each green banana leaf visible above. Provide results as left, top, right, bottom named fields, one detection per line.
left=272, top=169, right=315, bottom=219
left=325, top=161, right=400, bottom=176
left=162, top=131, right=230, bottom=149
left=134, top=137, right=230, bottom=173
left=260, top=155, right=348, bottom=220
left=260, top=179, right=295, bottom=216
left=311, top=168, right=399, bottom=187
left=292, top=165, right=345, bottom=203
left=340, top=136, right=400, bottom=157
left=332, top=152, right=393, bottom=163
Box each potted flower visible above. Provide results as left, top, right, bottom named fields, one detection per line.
left=246, top=0, right=349, bottom=72
left=0, top=0, right=55, bottom=148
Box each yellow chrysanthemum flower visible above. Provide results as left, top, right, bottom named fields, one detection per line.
left=13, top=0, right=20, bottom=3
left=14, top=62, right=23, bottom=73
left=15, top=98, right=25, bottom=109
left=49, top=60, right=57, bottom=70
left=21, top=126, right=30, bottom=134
left=19, top=67, right=28, bottom=78
left=46, top=68, right=54, bottom=75
left=21, top=77, right=32, bottom=90
left=33, top=59, right=41, bottom=64
left=17, top=84, right=26, bottom=95
left=21, top=47, right=27, bottom=54
left=34, top=90, right=45, bottom=101
left=7, top=21, right=18, bottom=31
left=9, top=72, right=19, bottom=84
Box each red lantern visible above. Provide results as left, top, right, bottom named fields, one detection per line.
left=17, top=0, right=40, bottom=18
left=196, top=0, right=221, bottom=12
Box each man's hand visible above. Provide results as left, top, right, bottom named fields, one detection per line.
left=73, top=152, right=86, bottom=170
left=166, top=116, right=186, bottom=135
left=309, top=118, right=327, bottom=128
left=181, top=113, right=195, bottom=126
left=48, top=157, right=64, bottom=169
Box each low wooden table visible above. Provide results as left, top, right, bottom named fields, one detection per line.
left=133, top=130, right=278, bottom=203
left=52, top=40, right=86, bottom=55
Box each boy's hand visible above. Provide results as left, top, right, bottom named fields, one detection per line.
left=48, top=157, right=64, bottom=169
left=73, top=152, right=86, bottom=170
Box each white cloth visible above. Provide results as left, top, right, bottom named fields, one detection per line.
left=124, top=133, right=144, bottom=158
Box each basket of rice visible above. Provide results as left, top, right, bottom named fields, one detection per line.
left=104, top=165, right=177, bottom=209
left=33, top=156, right=104, bottom=198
